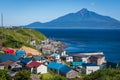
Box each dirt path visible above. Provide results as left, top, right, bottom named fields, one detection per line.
left=31, top=74, right=40, bottom=80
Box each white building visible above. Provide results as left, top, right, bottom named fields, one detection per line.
left=82, top=63, right=100, bottom=74
left=81, top=57, right=90, bottom=63
left=73, top=52, right=106, bottom=65
left=26, top=61, right=47, bottom=74
left=51, top=53, right=60, bottom=60
left=0, top=65, right=4, bottom=70
left=61, top=51, right=68, bottom=56
left=66, top=56, right=73, bottom=62
left=30, top=40, right=36, bottom=47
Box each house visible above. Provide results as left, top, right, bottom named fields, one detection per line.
left=61, top=51, right=68, bottom=56
left=30, top=40, right=36, bottom=47
left=16, top=50, right=26, bottom=59
left=44, top=55, right=54, bottom=61
left=81, top=57, right=90, bottom=63
left=48, top=62, right=78, bottom=79
left=82, top=63, right=100, bottom=74
left=4, top=49, right=15, bottom=55
left=0, top=64, right=4, bottom=70
left=0, top=60, right=19, bottom=70
left=0, top=54, right=18, bottom=62
left=89, top=55, right=106, bottom=65
left=61, top=56, right=73, bottom=62
left=32, top=55, right=46, bottom=63
left=48, top=62, right=64, bottom=71
left=51, top=53, right=60, bottom=60
left=26, top=61, right=47, bottom=74
left=20, top=57, right=32, bottom=66
left=73, top=52, right=106, bottom=65
left=66, top=56, right=73, bottom=62
left=59, top=65, right=78, bottom=79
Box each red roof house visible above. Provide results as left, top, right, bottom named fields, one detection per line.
left=27, top=61, right=41, bottom=68
left=4, top=49, right=15, bottom=55
left=26, top=61, right=47, bottom=74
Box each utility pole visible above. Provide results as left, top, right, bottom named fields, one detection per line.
left=1, top=13, right=4, bottom=47
left=0, top=14, right=2, bottom=29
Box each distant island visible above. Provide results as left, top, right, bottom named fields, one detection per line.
left=23, top=8, right=120, bottom=29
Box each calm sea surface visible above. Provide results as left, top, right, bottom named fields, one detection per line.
left=35, top=28, right=120, bottom=63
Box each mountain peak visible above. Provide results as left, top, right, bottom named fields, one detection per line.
left=26, top=8, right=120, bottom=29
left=77, top=8, right=89, bottom=14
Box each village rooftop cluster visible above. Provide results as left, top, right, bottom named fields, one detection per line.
left=0, top=39, right=107, bottom=79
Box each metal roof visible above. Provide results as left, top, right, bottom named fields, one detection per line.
left=0, top=54, right=17, bottom=62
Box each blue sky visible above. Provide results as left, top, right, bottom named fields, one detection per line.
left=0, top=0, right=120, bottom=26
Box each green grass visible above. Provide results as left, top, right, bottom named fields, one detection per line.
left=0, top=28, right=46, bottom=48
left=40, top=70, right=66, bottom=80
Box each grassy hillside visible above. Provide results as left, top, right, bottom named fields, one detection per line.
left=0, top=28, right=46, bottom=48
left=82, top=69, right=120, bottom=80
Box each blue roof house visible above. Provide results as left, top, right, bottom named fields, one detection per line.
left=16, top=50, right=26, bottom=59
left=82, top=63, right=100, bottom=74
left=0, top=54, right=18, bottom=62
left=51, top=53, right=60, bottom=60
left=48, top=62, right=64, bottom=70
left=48, top=62, right=78, bottom=78
left=20, top=57, right=32, bottom=65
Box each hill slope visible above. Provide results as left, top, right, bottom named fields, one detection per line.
left=26, top=8, right=120, bottom=29
left=83, top=69, right=120, bottom=80
left=0, top=28, right=46, bottom=48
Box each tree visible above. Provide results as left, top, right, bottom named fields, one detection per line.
left=0, top=69, right=12, bottom=80
left=14, top=70, right=31, bottom=80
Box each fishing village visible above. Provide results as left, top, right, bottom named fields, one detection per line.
left=0, top=27, right=112, bottom=80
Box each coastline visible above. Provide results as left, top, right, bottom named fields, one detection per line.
left=37, top=28, right=120, bottom=63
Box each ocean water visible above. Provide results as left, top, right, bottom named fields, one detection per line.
left=35, top=28, right=120, bottom=63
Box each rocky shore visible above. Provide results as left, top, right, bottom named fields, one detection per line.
left=37, top=39, right=67, bottom=54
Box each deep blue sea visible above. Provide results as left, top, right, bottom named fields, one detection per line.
left=35, top=28, right=120, bottom=63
